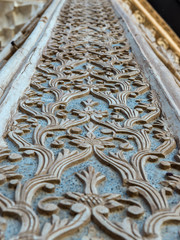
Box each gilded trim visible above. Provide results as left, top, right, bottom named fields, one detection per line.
left=116, top=0, right=180, bottom=84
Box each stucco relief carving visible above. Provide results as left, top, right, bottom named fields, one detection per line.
left=0, top=0, right=179, bottom=239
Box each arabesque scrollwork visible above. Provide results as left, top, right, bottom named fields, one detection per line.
left=0, top=0, right=179, bottom=239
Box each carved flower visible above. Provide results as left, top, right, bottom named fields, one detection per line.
left=59, top=191, right=122, bottom=212
left=153, top=130, right=172, bottom=140
left=70, top=135, right=115, bottom=150
left=40, top=167, right=143, bottom=240
left=59, top=167, right=122, bottom=212
left=58, top=167, right=144, bottom=219
left=74, top=78, right=105, bottom=92
left=72, top=98, right=108, bottom=119
left=72, top=108, right=108, bottom=119
left=69, top=122, right=115, bottom=150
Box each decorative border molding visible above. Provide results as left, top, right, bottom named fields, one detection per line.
left=115, top=0, right=180, bottom=85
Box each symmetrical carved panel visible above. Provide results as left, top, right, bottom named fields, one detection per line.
left=0, top=0, right=179, bottom=239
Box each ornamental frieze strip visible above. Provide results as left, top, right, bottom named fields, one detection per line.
left=0, top=0, right=179, bottom=239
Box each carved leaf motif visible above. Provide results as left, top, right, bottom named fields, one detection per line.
left=76, top=166, right=106, bottom=194
left=114, top=218, right=142, bottom=239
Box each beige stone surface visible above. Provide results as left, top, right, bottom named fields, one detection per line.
left=0, top=0, right=46, bottom=50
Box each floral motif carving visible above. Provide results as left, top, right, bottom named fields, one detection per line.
left=0, top=0, right=179, bottom=239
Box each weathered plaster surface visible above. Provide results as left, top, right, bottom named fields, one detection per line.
left=0, top=0, right=46, bottom=50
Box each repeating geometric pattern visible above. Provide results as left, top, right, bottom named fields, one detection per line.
left=0, top=0, right=179, bottom=239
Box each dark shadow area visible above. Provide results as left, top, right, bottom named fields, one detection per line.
left=147, top=0, right=180, bottom=37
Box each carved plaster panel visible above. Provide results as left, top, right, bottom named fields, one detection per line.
left=0, top=0, right=179, bottom=239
